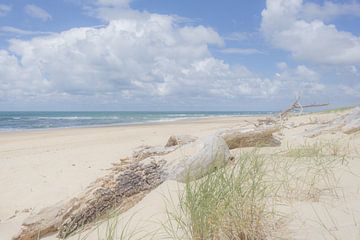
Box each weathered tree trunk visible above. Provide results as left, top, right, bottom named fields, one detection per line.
left=14, top=127, right=280, bottom=240
left=58, top=159, right=166, bottom=238
left=14, top=135, right=228, bottom=240
left=304, top=107, right=360, bottom=137
left=14, top=159, right=167, bottom=240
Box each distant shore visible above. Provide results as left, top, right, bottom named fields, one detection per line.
left=0, top=111, right=279, bottom=132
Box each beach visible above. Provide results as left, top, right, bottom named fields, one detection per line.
left=1, top=110, right=360, bottom=240
left=2, top=0, right=360, bottom=239
left=0, top=116, right=257, bottom=239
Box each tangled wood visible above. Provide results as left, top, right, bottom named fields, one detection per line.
left=279, top=96, right=329, bottom=120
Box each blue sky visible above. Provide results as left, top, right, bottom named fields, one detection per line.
left=0, top=0, right=359, bottom=111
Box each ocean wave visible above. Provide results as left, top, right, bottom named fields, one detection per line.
left=149, top=117, right=190, bottom=123
left=0, top=111, right=275, bottom=131
left=35, top=116, right=120, bottom=120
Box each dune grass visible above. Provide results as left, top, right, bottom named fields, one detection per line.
left=164, top=150, right=274, bottom=240
left=271, top=141, right=348, bottom=202
left=70, top=141, right=350, bottom=240
left=318, top=106, right=356, bottom=114
left=164, top=142, right=349, bottom=240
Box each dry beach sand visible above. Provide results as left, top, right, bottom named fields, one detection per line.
left=1, top=110, right=360, bottom=239
left=0, top=116, right=256, bottom=239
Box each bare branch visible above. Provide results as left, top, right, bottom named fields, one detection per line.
left=279, top=96, right=329, bottom=119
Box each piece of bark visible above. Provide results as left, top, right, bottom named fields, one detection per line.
left=132, top=145, right=175, bottom=161
left=165, top=135, right=198, bottom=147
left=14, top=198, right=79, bottom=240
left=58, top=159, right=166, bottom=238
left=132, top=135, right=196, bottom=161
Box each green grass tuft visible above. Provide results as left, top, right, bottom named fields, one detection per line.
left=165, top=150, right=273, bottom=240
left=165, top=142, right=350, bottom=239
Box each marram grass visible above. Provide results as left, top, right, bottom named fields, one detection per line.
left=164, top=150, right=273, bottom=240
left=164, top=142, right=349, bottom=240
left=74, top=141, right=349, bottom=240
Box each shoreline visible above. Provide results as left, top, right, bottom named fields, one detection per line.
left=1, top=114, right=262, bottom=239
left=0, top=113, right=274, bottom=135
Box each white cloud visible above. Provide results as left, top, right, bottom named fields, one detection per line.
left=0, top=4, right=11, bottom=16
left=295, top=65, right=319, bottom=81
left=25, top=4, right=52, bottom=21
left=274, top=64, right=325, bottom=95
left=1, top=13, right=283, bottom=108
left=302, top=1, right=360, bottom=22
left=261, top=0, right=360, bottom=65
left=348, top=65, right=358, bottom=75
left=341, top=84, right=360, bottom=97
left=220, top=48, right=263, bottom=55
left=96, top=0, right=131, bottom=7
left=179, top=26, right=224, bottom=46
left=277, top=62, right=288, bottom=70
left=1, top=4, right=339, bottom=109
left=0, top=50, right=45, bottom=100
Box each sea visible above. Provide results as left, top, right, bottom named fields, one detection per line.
left=0, top=111, right=276, bottom=131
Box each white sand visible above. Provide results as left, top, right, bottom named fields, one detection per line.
left=1, top=112, right=360, bottom=240
left=0, top=116, right=254, bottom=239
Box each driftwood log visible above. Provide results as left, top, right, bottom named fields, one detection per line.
left=14, top=128, right=280, bottom=240
left=304, top=107, right=360, bottom=137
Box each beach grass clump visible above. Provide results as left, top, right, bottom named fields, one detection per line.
left=271, top=141, right=348, bottom=202
left=165, top=142, right=350, bottom=240
left=284, top=142, right=324, bottom=158
left=284, top=141, right=348, bottom=159
left=165, top=150, right=273, bottom=240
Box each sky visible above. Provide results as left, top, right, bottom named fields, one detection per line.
left=0, top=0, right=359, bottom=111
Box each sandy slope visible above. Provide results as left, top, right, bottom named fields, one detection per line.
left=278, top=114, right=360, bottom=239
left=68, top=111, right=360, bottom=240
left=1, top=112, right=360, bottom=240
